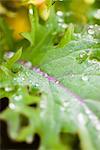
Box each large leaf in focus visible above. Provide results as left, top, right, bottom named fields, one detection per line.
left=0, top=65, right=100, bottom=150
left=40, top=34, right=100, bottom=100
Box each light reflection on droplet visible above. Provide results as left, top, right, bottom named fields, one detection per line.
left=63, top=101, right=69, bottom=107
left=88, top=28, right=95, bottom=35
left=14, top=95, right=22, bottom=101
left=35, top=83, right=39, bottom=87
left=4, top=51, right=14, bottom=59
left=56, top=11, right=63, bottom=17
left=21, top=77, right=25, bottom=81
left=62, top=23, right=67, bottom=29
left=78, top=113, right=86, bottom=125
left=24, top=61, right=32, bottom=69
left=82, top=76, right=89, bottom=81
left=94, top=9, right=100, bottom=20
left=80, top=53, right=84, bottom=58
left=40, top=100, right=47, bottom=109
left=55, top=80, right=59, bottom=84
left=58, top=18, right=64, bottom=23
left=5, top=87, right=13, bottom=92
left=29, top=8, right=33, bottom=15
left=9, top=103, right=16, bottom=110
left=84, top=105, right=100, bottom=131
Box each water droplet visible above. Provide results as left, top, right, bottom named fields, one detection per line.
left=84, top=0, right=95, bottom=4
left=94, top=9, right=100, bottom=20
left=29, top=8, right=33, bottom=15
left=78, top=113, right=86, bottom=125
left=5, top=87, right=13, bottom=92
left=80, top=53, right=84, bottom=58
left=9, top=103, right=16, bottom=110
left=82, top=76, right=89, bottom=81
left=88, top=28, right=94, bottom=35
left=40, top=100, right=47, bottom=109
left=62, top=23, right=67, bottom=29
left=58, top=18, right=64, bottom=23
left=56, top=11, right=63, bottom=17
left=14, top=95, right=22, bottom=101
left=24, top=61, right=32, bottom=69
left=77, top=51, right=88, bottom=64
left=84, top=106, right=100, bottom=131
left=35, top=83, right=39, bottom=87
left=4, top=52, right=14, bottom=60
left=63, top=101, right=69, bottom=107
left=21, top=77, right=25, bottom=81
left=55, top=80, right=59, bottom=84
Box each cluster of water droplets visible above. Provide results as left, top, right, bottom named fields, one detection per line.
left=83, top=105, right=100, bottom=132
left=87, top=24, right=100, bottom=40
left=33, top=67, right=60, bottom=85
left=56, top=11, right=67, bottom=29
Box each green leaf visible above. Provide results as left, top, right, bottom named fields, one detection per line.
left=21, top=5, right=37, bottom=46
left=0, top=65, right=100, bottom=150
left=5, top=48, right=22, bottom=69
left=40, top=35, right=100, bottom=100
left=89, top=48, right=100, bottom=61
left=58, top=24, right=74, bottom=48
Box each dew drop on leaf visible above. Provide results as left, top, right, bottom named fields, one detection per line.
left=56, top=11, right=63, bottom=17
left=78, top=113, right=86, bottom=126
left=14, top=95, right=22, bottom=101
left=58, top=18, right=64, bottom=23
left=40, top=100, right=47, bottom=109
left=55, top=80, right=59, bottom=84
left=94, top=9, right=100, bottom=20
left=35, top=83, right=39, bottom=87
left=4, top=51, right=14, bottom=60
left=22, top=77, right=25, bottom=81
left=62, top=23, right=67, bottom=29
left=5, top=86, right=13, bottom=92
left=82, top=76, right=89, bottom=81
left=24, top=61, right=32, bottom=69
left=29, top=7, right=33, bottom=15
left=63, top=101, right=69, bottom=107
left=88, top=28, right=95, bottom=35
left=9, top=103, right=16, bottom=110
